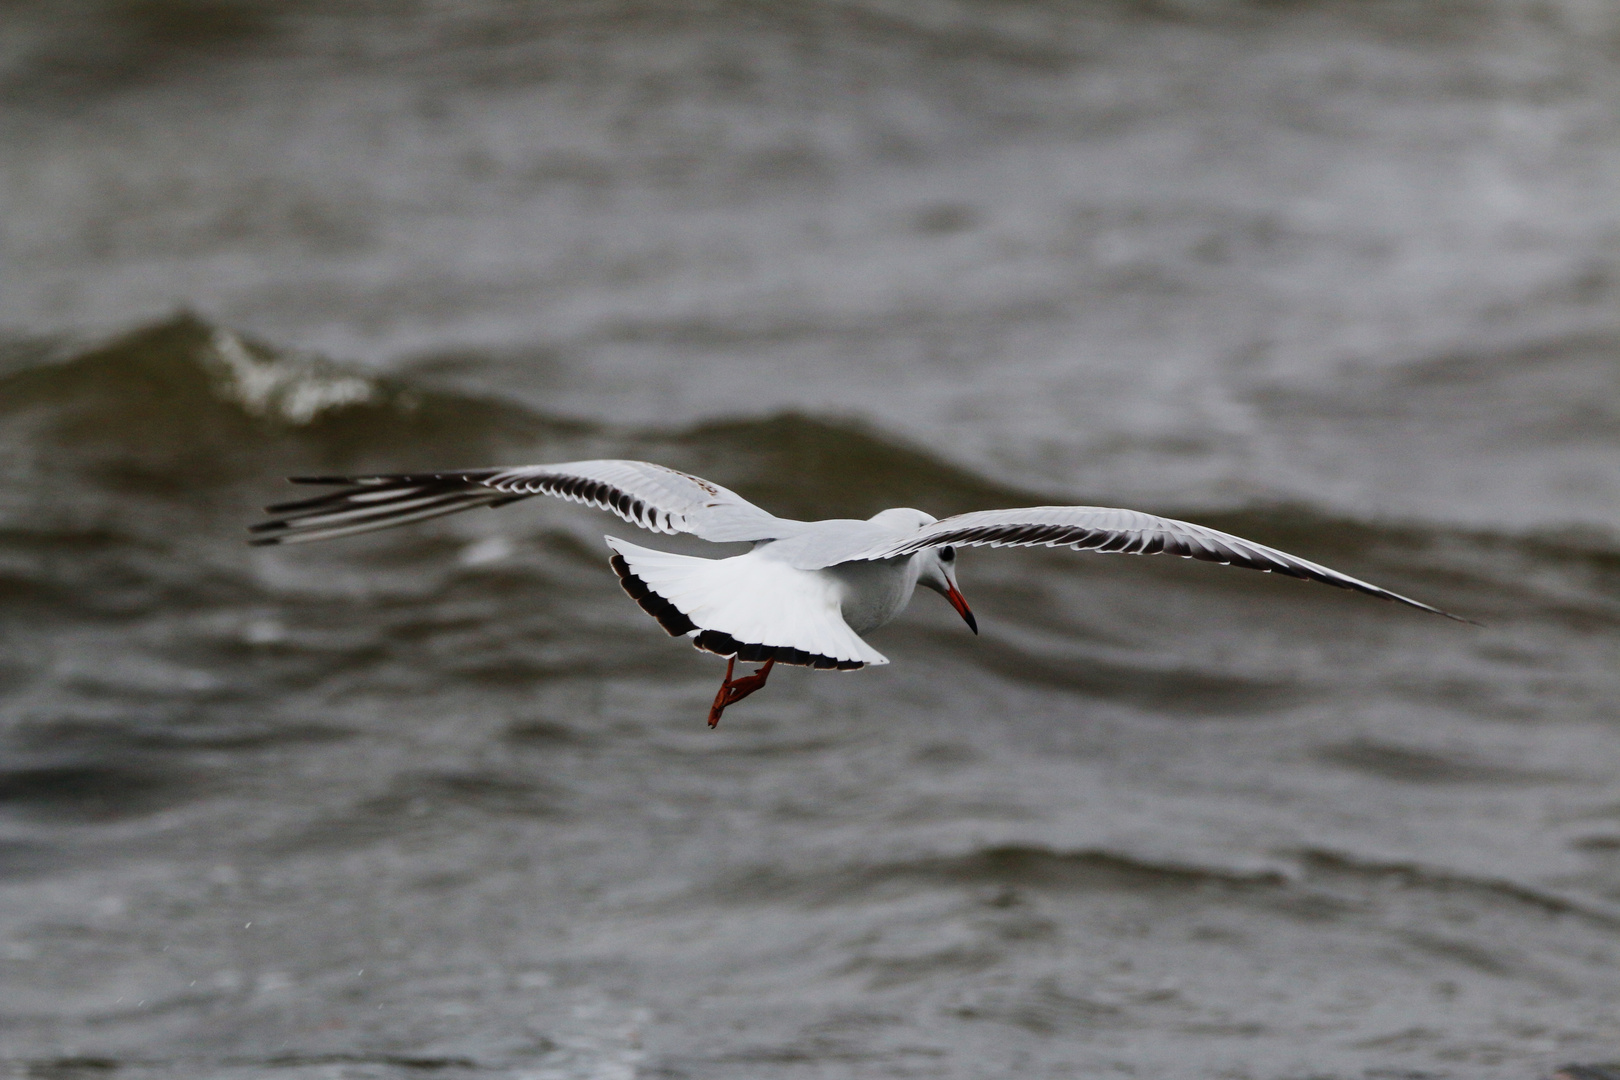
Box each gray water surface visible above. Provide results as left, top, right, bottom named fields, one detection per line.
left=2, top=3, right=1619, bottom=1078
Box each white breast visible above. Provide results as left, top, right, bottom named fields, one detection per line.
left=824, top=556, right=919, bottom=636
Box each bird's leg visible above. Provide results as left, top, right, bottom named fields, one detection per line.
left=707, top=658, right=776, bottom=728
left=721, top=658, right=774, bottom=709
left=708, top=656, right=737, bottom=724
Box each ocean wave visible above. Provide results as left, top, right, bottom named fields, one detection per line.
left=0, top=315, right=1611, bottom=632
left=702, top=844, right=1291, bottom=909
left=1292, top=847, right=1620, bottom=928
left=695, top=840, right=1620, bottom=939
left=0, top=316, right=574, bottom=539
left=202, top=326, right=378, bottom=426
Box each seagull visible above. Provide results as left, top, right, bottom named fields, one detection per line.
left=250, top=459, right=1470, bottom=726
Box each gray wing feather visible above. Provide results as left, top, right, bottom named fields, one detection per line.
left=833, top=505, right=1472, bottom=623
left=249, top=460, right=792, bottom=546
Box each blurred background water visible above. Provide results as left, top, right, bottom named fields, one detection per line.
left=1, top=2, right=1619, bottom=1077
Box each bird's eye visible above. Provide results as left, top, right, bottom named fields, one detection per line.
left=939, top=546, right=955, bottom=562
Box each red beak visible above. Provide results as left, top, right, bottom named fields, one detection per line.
left=946, top=581, right=978, bottom=635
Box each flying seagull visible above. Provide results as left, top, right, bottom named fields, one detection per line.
left=250, top=460, right=1469, bottom=726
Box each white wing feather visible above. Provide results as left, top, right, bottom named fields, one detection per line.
left=251, top=460, right=793, bottom=546
left=818, top=505, right=1471, bottom=623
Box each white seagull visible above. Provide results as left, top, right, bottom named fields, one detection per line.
left=250, top=459, right=1470, bottom=726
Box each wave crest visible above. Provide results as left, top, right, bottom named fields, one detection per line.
left=203, top=327, right=379, bottom=425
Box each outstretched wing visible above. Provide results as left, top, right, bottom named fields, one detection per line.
left=249, top=460, right=793, bottom=546
left=837, top=505, right=1472, bottom=623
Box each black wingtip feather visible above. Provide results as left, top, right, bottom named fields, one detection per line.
left=692, top=630, right=864, bottom=671
left=609, top=554, right=699, bottom=636
left=1432, top=605, right=1485, bottom=627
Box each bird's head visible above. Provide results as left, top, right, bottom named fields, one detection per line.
left=916, top=544, right=977, bottom=635
left=868, top=507, right=936, bottom=531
